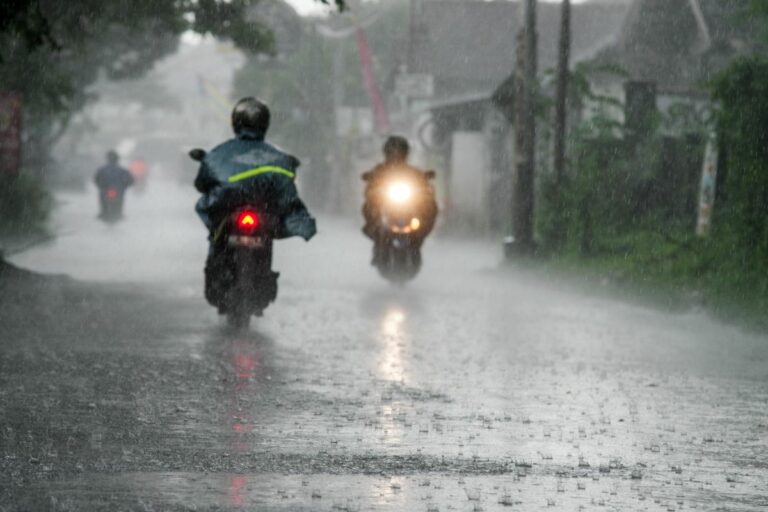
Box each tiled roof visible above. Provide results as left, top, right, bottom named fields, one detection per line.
left=410, top=0, right=630, bottom=98
left=593, top=0, right=761, bottom=92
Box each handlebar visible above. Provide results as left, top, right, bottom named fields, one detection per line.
left=189, top=148, right=206, bottom=162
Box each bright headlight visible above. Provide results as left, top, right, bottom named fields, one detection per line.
left=387, top=182, right=413, bottom=204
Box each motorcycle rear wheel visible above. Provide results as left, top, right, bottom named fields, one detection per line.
left=227, top=305, right=251, bottom=330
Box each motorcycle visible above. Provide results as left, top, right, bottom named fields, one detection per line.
left=98, top=187, right=125, bottom=222
left=364, top=170, right=436, bottom=283
left=190, top=149, right=279, bottom=328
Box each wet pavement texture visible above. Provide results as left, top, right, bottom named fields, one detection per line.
left=2, top=183, right=767, bottom=511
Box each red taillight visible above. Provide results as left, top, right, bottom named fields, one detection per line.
left=236, top=210, right=259, bottom=234
left=106, top=189, right=118, bottom=199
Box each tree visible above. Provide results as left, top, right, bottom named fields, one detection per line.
left=0, top=0, right=347, bottom=174
left=510, top=0, right=537, bottom=256
left=551, top=0, right=570, bottom=249
left=0, top=0, right=345, bottom=237
left=0, top=1, right=347, bottom=59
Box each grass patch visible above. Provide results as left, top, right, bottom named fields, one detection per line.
left=544, top=229, right=768, bottom=331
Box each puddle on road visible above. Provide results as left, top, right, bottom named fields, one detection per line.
left=378, top=306, right=408, bottom=384
left=29, top=470, right=768, bottom=511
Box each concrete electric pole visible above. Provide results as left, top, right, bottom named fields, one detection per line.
left=510, top=0, right=538, bottom=256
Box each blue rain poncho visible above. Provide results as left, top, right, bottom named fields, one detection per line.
left=194, top=132, right=316, bottom=241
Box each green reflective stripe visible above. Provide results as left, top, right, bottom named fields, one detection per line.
left=228, top=166, right=295, bottom=183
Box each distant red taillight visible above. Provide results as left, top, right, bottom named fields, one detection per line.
left=236, top=210, right=259, bottom=235
left=106, top=189, right=118, bottom=199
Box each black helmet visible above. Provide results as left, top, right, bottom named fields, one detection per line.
left=106, top=150, right=119, bottom=164
left=232, top=97, right=270, bottom=138
left=382, top=135, right=410, bottom=162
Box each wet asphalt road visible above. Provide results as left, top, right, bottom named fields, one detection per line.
left=2, top=182, right=768, bottom=511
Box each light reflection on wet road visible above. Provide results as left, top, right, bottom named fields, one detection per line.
left=1, top=182, right=767, bottom=511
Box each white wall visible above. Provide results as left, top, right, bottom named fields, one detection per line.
left=450, top=131, right=489, bottom=230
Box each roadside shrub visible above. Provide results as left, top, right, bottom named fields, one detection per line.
left=535, top=56, right=768, bottom=327
left=0, top=173, right=52, bottom=237
left=711, top=57, right=768, bottom=264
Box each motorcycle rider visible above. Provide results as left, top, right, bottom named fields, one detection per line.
left=361, top=136, right=437, bottom=253
left=128, top=157, right=149, bottom=193
left=94, top=150, right=134, bottom=219
left=194, top=97, right=316, bottom=307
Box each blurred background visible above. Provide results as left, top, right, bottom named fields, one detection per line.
left=1, top=0, right=766, bottom=321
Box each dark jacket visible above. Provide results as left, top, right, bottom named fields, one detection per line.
left=362, top=161, right=438, bottom=240
left=194, top=132, right=316, bottom=241
left=94, top=163, right=134, bottom=192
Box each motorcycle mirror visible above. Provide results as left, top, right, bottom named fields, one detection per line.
left=189, top=148, right=206, bottom=162
left=425, top=170, right=436, bottom=180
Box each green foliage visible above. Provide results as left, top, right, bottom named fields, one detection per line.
left=538, top=63, right=632, bottom=252
left=192, top=0, right=274, bottom=54
left=1, top=1, right=347, bottom=59
left=538, top=54, right=768, bottom=328
left=543, top=122, right=703, bottom=256
left=325, top=0, right=347, bottom=10
left=0, top=2, right=185, bottom=178
left=0, top=1, right=56, bottom=54
left=0, top=1, right=348, bottom=169
left=0, top=0, right=344, bottom=235
left=0, top=175, right=52, bottom=237
left=537, top=58, right=710, bottom=256
left=711, top=57, right=768, bottom=262
left=748, top=0, right=768, bottom=40
left=553, top=227, right=768, bottom=328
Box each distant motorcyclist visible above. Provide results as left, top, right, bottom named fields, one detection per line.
left=128, top=157, right=149, bottom=193
left=194, top=97, right=316, bottom=306
left=362, top=136, right=437, bottom=245
left=94, top=150, right=134, bottom=220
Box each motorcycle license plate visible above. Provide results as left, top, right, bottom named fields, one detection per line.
left=392, top=237, right=408, bottom=249
left=228, top=235, right=264, bottom=248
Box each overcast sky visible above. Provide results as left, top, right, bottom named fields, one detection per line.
left=283, top=0, right=331, bottom=16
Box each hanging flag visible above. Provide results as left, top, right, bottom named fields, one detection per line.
left=696, top=134, right=718, bottom=237
left=354, top=25, right=390, bottom=135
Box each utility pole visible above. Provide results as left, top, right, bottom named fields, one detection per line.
left=408, top=0, right=417, bottom=71
left=552, top=0, right=570, bottom=247
left=510, top=0, right=537, bottom=256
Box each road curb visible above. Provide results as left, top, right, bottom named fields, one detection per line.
left=0, top=232, right=55, bottom=259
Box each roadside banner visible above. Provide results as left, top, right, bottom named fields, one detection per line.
left=0, top=92, right=23, bottom=176
left=696, top=134, right=718, bottom=237
left=354, top=25, right=390, bottom=135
